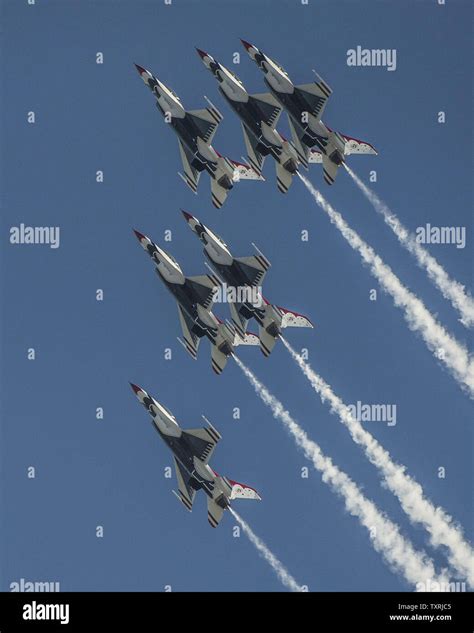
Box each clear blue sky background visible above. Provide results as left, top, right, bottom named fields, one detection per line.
left=1, top=0, right=472, bottom=592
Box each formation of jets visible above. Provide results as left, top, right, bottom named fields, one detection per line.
left=131, top=42, right=377, bottom=527
left=134, top=211, right=313, bottom=375
left=135, top=39, right=377, bottom=206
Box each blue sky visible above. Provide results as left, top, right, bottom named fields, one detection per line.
left=1, top=0, right=472, bottom=592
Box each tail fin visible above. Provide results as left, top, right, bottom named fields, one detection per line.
left=229, top=479, right=261, bottom=501
left=277, top=306, right=314, bottom=329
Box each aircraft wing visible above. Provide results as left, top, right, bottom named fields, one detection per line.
left=341, top=134, right=377, bottom=155
left=177, top=140, right=201, bottom=193
left=241, top=124, right=266, bottom=177
left=182, top=424, right=221, bottom=465
left=234, top=254, right=271, bottom=287
left=248, top=92, right=283, bottom=128
left=173, top=457, right=196, bottom=512
left=186, top=106, right=223, bottom=145
left=185, top=274, right=221, bottom=308
left=294, top=78, right=332, bottom=121
left=177, top=304, right=201, bottom=359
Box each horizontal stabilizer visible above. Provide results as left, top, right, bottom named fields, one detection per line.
left=210, top=178, right=228, bottom=209
left=259, top=326, right=278, bottom=358
left=288, top=117, right=310, bottom=168
left=275, top=162, right=294, bottom=194
left=322, top=154, right=340, bottom=185
left=178, top=140, right=201, bottom=193
left=211, top=345, right=229, bottom=375
left=242, top=124, right=265, bottom=177
left=207, top=497, right=225, bottom=528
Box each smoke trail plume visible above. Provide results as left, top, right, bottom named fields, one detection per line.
left=233, top=356, right=448, bottom=589
left=344, top=164, right=474, bottom=328
left=298, top=173, right=474, bottom=397
left=228, top=508, right=303, bottom=592
left=281, top=336, right=474, bottom=586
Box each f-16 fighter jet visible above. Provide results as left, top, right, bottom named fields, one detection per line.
left=196, top=48, right=315, bottom=194
left=134, top=63, right=263, bottom=208
left=130, top=384, right=261, bottom=527
left=182, top=211, right=313, bottom=357
left=133, top=229, right=258, bottom=374
left=240, top=41, right=377, bottom=185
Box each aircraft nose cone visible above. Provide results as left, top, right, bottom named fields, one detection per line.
left=129, top=382, right=142, bottom=394
left=196, top=48, right=208, bottom=60
left=134, top=63, right=147, bottom=75
left=181, top=209, right=194, bottom=222
left=133, top=229, right=146, bottom=242
left=240, top=39, right=253, bottom=51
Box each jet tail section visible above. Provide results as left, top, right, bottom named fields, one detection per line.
left=322, top=154, right=341, bottom=185
left=259, top=325, right=278, bottom=358
left=210, top=178, right=229, bottom=209
left=275, top=162, right=294, bottom=194
left=207, top=497, right=225, bottom=528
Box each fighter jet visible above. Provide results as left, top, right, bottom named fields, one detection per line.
left=240, top=40, right=377, bottom=185
left=134, top=63, right=263, bottom=208
left=196, top=48, right=316, bottom=194
left=130, top=384, right=261, bottom=527
left=182, top=211, right=313, bottom=357
left=133, top=229, right=258, bottom=374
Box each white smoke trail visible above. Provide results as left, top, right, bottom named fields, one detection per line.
left=281, top=336, right=474, bottom=586
left=298, top=173, right=474, bottom=397
left=344, top=164, right=474, bottom=328
left=228, top=508, right=303, bottom=592
left=233, top=356, right=448, bottom=589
